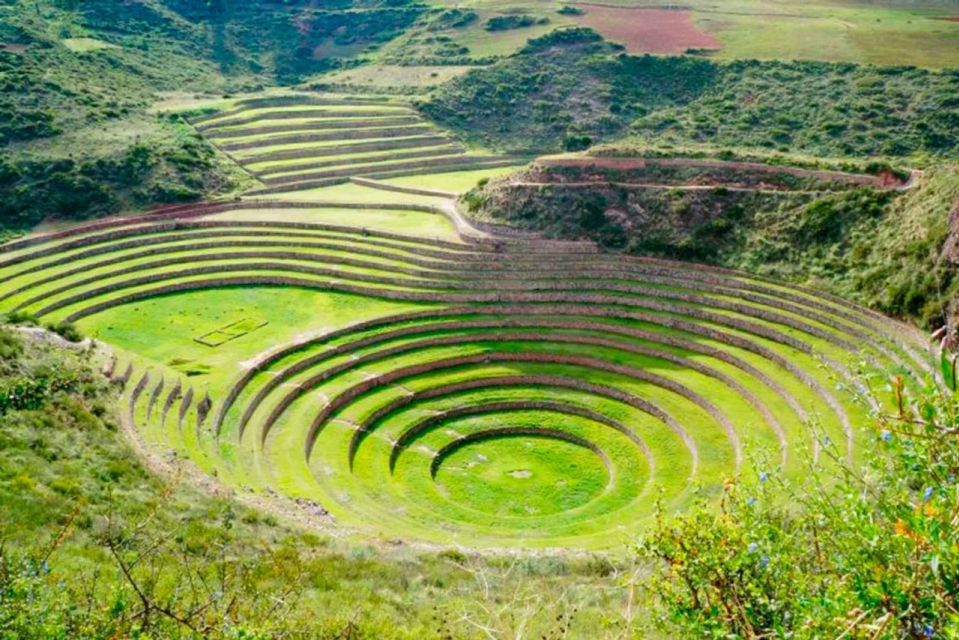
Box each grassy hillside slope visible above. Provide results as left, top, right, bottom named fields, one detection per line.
left=0, top=327, right=629, bottom=638
left=0, top=0, right=434, bottom=237
left=422, top=28, right=959, bottom=161
left=464, top=161, right=959, bottom=328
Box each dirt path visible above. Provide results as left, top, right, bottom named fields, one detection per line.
left=508, top=180, right=833, bottom=195
left=535, top=156, right=920, bottom=190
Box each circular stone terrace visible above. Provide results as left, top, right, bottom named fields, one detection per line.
left=0, top=95, right=937, bottom=550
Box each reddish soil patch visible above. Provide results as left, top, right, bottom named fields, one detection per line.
left=572, top=5, right=720, bottom=54
left=931, top=16, right=959, bottom=22
left=0, top=43, right=29, bottom=53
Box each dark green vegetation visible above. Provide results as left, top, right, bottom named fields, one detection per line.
left=484, top=15, right=548, bottom=32
left=0, top=328, right=628, bottom=638
left=465, top=160, right=959, bottom=328
left=423, top=28, right=959, bottom=159
left=1, top=120, right=239, bottom=235
left=0, top=0, right=453, bottom=237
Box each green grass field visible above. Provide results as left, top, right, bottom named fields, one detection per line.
left=0, top=101, right=934, bottom=547
left=419, top=0, right=959, bottom=68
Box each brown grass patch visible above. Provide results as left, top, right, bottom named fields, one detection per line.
left=572, top=5, right=720, bottom=54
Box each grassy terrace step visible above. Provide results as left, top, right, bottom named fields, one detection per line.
left=363, top=158, right=527, bottom=181
left=218, top=125, right=439, bottom=152
left=5, top=246, right=918, bottom=378
left=349, top=177, right=458, bottom=199
left=251, top=145, right=467, bottom=177
left=249, top=159, right=529, bottom=195
left=193, top=105, right=411, bottom=128
left=234, top=136, right=456, bottom=164
left=261, top=154, right=505, bottom=185
left=0, top=208, right=922, bottom=342
left=0, top=212, right=926, bottom=377
left=204, top=116, right=425, bottom=140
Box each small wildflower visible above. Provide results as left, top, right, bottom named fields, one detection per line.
left=759, top=555, right=769, bottom=568
left=923, top=625, right=934, bottom=638
left=746, top=497, right=756, bottom=506
left=922, top=487, right=934, bottom=502
left=822, top=435, right=831, bottom=445
left=759, top=471, right=768, bottom=482
left=881, top=430, right=893, bottom=442
left=894, top=519, right=910, bottom=537
left=747, top=542, right=758, bottom=553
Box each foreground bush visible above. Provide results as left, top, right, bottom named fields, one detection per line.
left=639, top=375, right=959, bottom=638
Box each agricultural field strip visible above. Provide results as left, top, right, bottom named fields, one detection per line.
left=216, top=125, right=443, bottom=152
left=192, top=104, right=414, bottom=129
left=243, top=160, right=535, bottom=195
left=259, top=154, right=508, bottom=184
left=204, top=117, right=429, bottom=141
left=247, top=145, right=466, bottom=175
left=201, top=115, right=424, bottom=136
left=231, top=136, right=457, bottom=162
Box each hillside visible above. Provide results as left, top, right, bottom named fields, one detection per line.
left=462, top=157, right=959, bottom=328
left=422, top=28, right=959, bottom=160
left=0, top=327, right=626, bottom=638
left=0, top=0, right=439, bottom=237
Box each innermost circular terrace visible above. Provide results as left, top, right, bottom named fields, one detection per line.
left=432, top=429, right=611, bottom=518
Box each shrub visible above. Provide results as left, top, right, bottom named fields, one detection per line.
left=639, top=375, right=959, bottom=638
left=0, top=327, right=23, bottom=361
left=485, top=15, right=548, bottom=32
left=5, top=310, right=37, bottom=325
left=46, top=321, right=82, bottom=343
left=563, top=134, right=593, bottom=151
